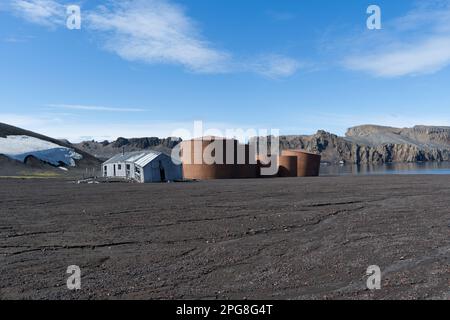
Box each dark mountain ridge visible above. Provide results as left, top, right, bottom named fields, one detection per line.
left=74, top=137, right=181, bottom=160
left=279, top=125, right=450, bottom=164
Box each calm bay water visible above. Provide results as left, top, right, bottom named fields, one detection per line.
left=320, top=162, right=450, bottom=176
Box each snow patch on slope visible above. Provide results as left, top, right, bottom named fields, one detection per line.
left=0, top=135, right=82, bottom=167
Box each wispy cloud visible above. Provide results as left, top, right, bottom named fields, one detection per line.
left=5, top=0, right=301, bottom=78
left=47, top=104, right=147, bottom=112
left=3, top=35, right=34, bottom=43
left=0, top=113, right=65, bottom=127
left=248, top=54, right=301, bottom=79
left=85, top=1, right=301, bottom=76
left=343, top=1, right=450, bottom=77
left=86, top=0, right=231, bottom=74
left=9, top=0, right=65, bottom=27
left=345, top=37, right=450, bottom=77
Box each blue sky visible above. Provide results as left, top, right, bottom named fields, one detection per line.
left=1, top=0, right=450, bottom=142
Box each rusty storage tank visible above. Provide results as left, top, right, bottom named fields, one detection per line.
left=281, top=150, right=321, bottom=177
left=256, top=155, right=297, bottom=178
left=256, top=155, right=277, bottom=178
left=233, top=143, right=259, bottom=179
left=277, top=155, right=298, bottom=177
left=180, top=137, right=258, bottom=180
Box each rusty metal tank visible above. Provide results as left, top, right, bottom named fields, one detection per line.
left=277, top=155, right=298, bottom=177
left=256, top=155, right=277, bottom=178
left=180, top=137, right=259, bottom=180
left=281, top=150, right=321, bottom=177
left=233, top=143, right=259, bottom=179
left=256, top=155, right=297, bottom=178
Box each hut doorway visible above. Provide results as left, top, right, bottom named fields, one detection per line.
left=159, top=161, right=166, bottom=182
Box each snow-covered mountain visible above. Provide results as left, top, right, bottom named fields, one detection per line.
left=0, top=122, right=101, bottom=175
left=0, top=135, right=82, bottom=167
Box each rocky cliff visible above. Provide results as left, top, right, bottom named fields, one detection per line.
left=279, top=125, right=450, bottom=164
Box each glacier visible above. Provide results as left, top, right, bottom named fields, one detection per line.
left=0, top=135, right=82, bottom=167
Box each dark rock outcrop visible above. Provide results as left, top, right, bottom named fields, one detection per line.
left=75, top=137, right=182, bottom=160
left=279, top=125, right=450, bottom=164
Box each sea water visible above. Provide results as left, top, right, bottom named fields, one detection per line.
left=320, top=162, right=450, bottom=176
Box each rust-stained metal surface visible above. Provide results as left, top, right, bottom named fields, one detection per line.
left=180, top=137, right=258, bottom=180
left=282, top=150, right=321, bottom=177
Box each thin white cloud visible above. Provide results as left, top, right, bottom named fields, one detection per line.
left=86, top=0, right=231, bottom=74
left=345, top=37, right=450, bottom=77
left=9, top=0, right=65, bottom=27
left=3, top=35, right=34, bottom=43
left=6, top=0, right=301, bottom=78
left=47, top=104, right=147, bottom=112
left=86, top=0, right=302, bottom=77
left=343, top=1, right=450, bottom=77
left=0, top=113, right=65, bottom=128
left=248, top=54, right=301, bottom=79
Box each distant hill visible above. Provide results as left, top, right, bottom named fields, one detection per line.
left=278, top=125, right=450, bottom=164
left=0, top=123, right=101, bottom=176
left=345, top=125, right=450, bottom=148
left=74, top=137, right=182, bottom=161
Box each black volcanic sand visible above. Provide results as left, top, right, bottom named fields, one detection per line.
left=0, top=176, right=449, bottom=300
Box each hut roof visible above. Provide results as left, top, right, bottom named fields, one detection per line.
left=103, top=151, right=162, bottom=167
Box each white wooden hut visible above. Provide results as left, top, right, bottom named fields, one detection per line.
left=102, top=151, right=182, bottom=183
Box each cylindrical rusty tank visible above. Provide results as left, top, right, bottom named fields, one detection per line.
left=282, top=150, right=321, bottom=177
left=277, top=155, right=298, bottom=177
left=180, top=137, right=259, bottom=180
left=256, top=155, right=277, bottom=178
left=256, top=155, right=297, bottom=178
left=233, top=143, right=259, bottom=179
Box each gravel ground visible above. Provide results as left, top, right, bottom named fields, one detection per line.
left=0, top=176, right=449, bottom=300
